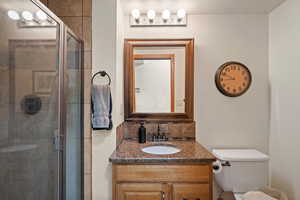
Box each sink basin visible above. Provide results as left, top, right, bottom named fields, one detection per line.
left=141, top=145, right=181, bottom=155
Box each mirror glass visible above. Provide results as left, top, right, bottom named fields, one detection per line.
left=133, top=46, right=186, bottom=113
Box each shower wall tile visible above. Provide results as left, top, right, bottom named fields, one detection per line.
left=83, top=17, right=92, bottom=51
left=84, top=138, right=92, bottom=174
left=60, top=17, right=83, bottom=38
left=83, top=0, right=92, bottom=17
left=40, top=0, right=48, bottom=6
left=84, top=104, right=91, bottom=138
left=84, top=69, right=92, bottom=104
left=84, top=51, right=92, bottom=69
left=0, top=106, right=9, bottom=120
left=84, top=172, right=92, bottom=200
left=0, top=122, right=8, bottom=144
left=48, top=0, right=83, bottom=17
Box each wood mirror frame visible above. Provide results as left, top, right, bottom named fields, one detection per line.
left=124, top=39, right=194, bottom=122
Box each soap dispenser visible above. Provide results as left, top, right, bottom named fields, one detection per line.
left=138, top=122, right=146, bottom=143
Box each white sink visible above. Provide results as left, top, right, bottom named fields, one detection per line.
left=141, top=145, right=181, bottom=155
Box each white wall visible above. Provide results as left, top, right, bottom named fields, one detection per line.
left=135, top=60, right=171, bottom=112
left=92, top=0, right=125, bottom=199
left=269, top=0, right=300, bottom=199
left=124, top=14, right=270, bottom=153
left=92, top=0, right=119, bottom=199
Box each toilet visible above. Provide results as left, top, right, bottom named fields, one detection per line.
left=212, top=149, right=269, bottom=200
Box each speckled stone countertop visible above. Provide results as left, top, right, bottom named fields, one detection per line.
left=109, top=140, right=216, bottom=163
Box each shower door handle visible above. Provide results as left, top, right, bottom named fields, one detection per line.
left=53, top=135, right=64, bottom=152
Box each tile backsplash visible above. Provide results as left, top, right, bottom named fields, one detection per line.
left=116, top=121, right=195, bottom=145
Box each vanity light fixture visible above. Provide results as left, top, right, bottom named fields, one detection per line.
left=147, top=9, right=156, bottom=21
left=131, top=9, right=140, bottom=20
left=7, top=10, right=20, bottom=20
left=162, top=9, right=171, bottom=21
left=36, top=10, right=48, bottom=21
left=7, top=9, right=55, bottom=28
left=22, top=11, right=34, bottom=21
left=177, top=9, right=186, bottom=20
left=130, top=9, right=187, bottom=27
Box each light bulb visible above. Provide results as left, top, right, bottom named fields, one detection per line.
left=7, top=10, right=20, bottom=20
left=147, top=9, right=156, bottom=20
left=177, top=9, right=186, bottom=19
left=22, top=11, right=33, bottom=21
left=131, top=9, right=140, bottom=20
left=36, top=10, right=47, bottom=21
left=162, top=9, right=171, bottom=20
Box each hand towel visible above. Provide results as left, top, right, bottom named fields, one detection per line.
left=91, top=84, right=113, bottom=130
left=242, top=191, right=277, bottom=200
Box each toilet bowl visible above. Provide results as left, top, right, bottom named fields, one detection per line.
left=212, top=149, right=269, bottom=200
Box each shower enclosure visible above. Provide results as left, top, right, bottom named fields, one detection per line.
left=0, top=0, right=83, bottom=199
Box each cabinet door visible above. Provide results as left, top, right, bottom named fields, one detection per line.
left=173, top=184, right=210, bottom=200
left=117, top=183, right=167, bottom=200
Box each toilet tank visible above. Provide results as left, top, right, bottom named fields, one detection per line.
left=212, top=149, right=269, bottom=193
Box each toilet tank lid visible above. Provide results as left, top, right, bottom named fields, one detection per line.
left=212, top=149, right=269, bottom=162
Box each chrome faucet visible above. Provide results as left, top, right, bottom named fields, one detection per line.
left=152, top=124, right=168, bottom=142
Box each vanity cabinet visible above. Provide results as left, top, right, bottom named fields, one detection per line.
left=112, top=164, right=213, bottom=200
left=173, top=184, right=210, bottom=200
left=116, top=183, right=167, bottom=200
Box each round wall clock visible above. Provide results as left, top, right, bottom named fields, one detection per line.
left=215, top=61, right=252, bottom=97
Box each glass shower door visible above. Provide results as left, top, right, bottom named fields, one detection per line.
left=64, top=30, right=83, bottom=200
left=0, top=1, right=63, bottom=200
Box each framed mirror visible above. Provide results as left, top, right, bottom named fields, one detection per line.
left=124, top=39, right=194, bottom=122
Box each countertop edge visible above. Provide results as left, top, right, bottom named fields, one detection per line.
left=109, top=157, right=216, bottom=164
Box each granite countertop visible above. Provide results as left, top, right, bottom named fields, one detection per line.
left=109, top=140, right=216, bottom=163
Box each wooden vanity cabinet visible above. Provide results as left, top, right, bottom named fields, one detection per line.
left=117, top=183, right=167, bottom=200
left=112, top=163, right=213, bottom=200
left=173, top=184, right=210, bottom=200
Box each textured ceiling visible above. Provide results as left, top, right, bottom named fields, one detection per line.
left=121, top=0, right=286, bottom=14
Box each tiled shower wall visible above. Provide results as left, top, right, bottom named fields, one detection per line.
left=40, top=0, right=92, bottom=199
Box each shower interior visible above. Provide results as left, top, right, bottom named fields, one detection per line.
left=0, top=0, right=83, bottom=200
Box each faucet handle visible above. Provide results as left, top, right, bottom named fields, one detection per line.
left=152, top=133, right=158, bottom=141
left=162, top=132, right=168, bottom=141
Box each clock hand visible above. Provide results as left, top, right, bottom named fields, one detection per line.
left=223, top=74, right=235, bottom=79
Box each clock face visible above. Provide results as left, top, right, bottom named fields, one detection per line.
left=215, top=62, right=252, bottom=97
